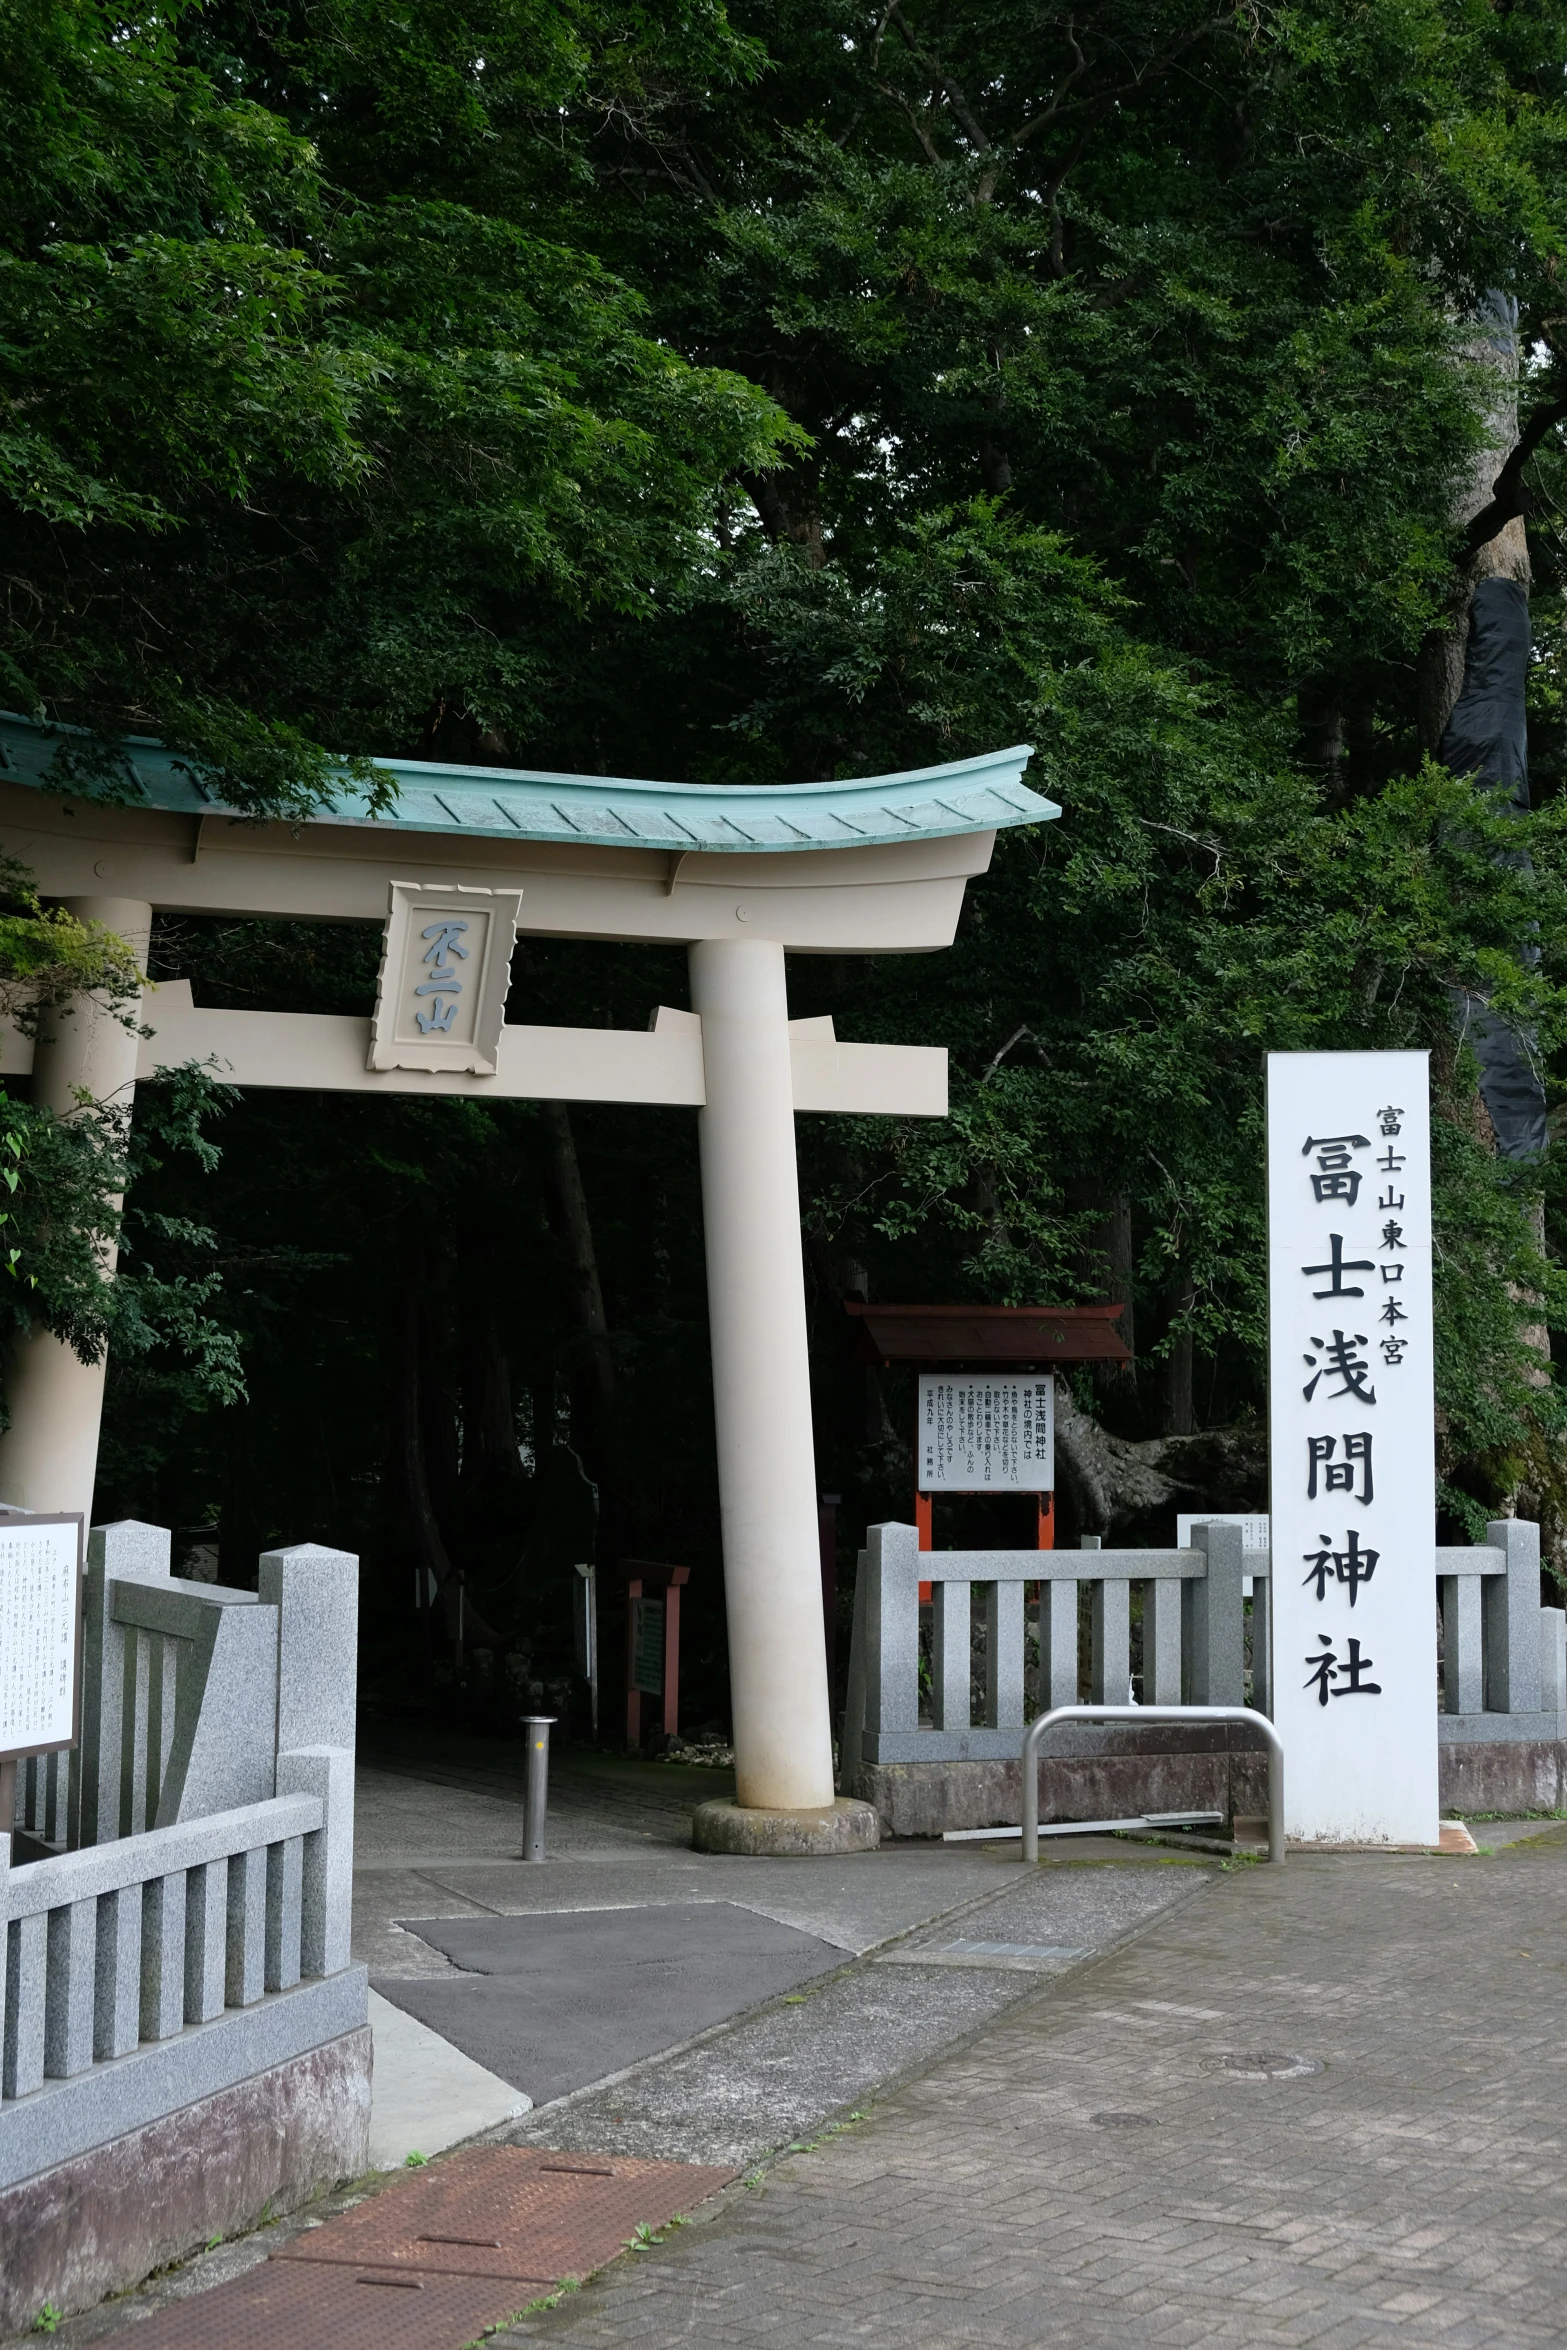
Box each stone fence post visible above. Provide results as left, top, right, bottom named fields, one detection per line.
left=1186, top=1522, right=1245, bottom=1705
left=1483, top=1517, right=1541, bottom=1713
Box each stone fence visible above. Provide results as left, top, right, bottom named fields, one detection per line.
left=1, top=1521, right=368, bottom=2335
left=843, top=1517, right=1567, bottom=1836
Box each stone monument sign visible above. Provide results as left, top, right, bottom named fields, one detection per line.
left=1266, top=1049, right=1439, bottom=1845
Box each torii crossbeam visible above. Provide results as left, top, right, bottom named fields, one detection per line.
left=0, top=714, right=1057, bottom=1845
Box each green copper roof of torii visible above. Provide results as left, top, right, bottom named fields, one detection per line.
left=0, top=716, right=1056, bottom=853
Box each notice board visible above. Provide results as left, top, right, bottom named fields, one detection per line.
left=0, top=1512, right=85, bottom=1761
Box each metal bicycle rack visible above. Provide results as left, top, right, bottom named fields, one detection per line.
left=1019, top=1703, right=1285, bottom=1865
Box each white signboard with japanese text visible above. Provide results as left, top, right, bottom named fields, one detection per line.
left=918, top=1374, right=1054, bottom=1492
left=368, top=880, right=522, bottom=1076
left=0, top=1513, right=84, bottom=1760
left=1267, top=1053, right=1438, bottom=1845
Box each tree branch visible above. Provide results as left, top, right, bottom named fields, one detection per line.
left=980, top=1022, right=1036, bottom=1081
left=1464, top=393, right=1567, bottom=553
left=541, top=1102, right=615, bottom=1416
left=885, top=1, right=992, bottom=152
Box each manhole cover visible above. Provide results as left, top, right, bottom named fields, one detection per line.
left=1090, top=2111, right=1159, bottom=2128
left=1203, top=2051, right=1324, bottom=2081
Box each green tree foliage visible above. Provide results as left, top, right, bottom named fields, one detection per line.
left=0, top=858, right=140, bottom=1027
left=0, top=0, right=796, bottom=812
left=0, top=861, right=240, bottom=1409
left=531, top=0, right=1567, bottom=1542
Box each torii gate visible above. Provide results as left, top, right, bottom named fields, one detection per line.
left=0, top=714, right=1055, bottom=1848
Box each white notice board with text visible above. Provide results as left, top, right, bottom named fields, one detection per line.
left=0, top=1513, right=84, bottom=1760
left=918, top=1373, right=1054, bottom=1492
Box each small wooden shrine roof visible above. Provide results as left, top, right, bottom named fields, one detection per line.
left=845, top=1301, right=1131, bottom=1366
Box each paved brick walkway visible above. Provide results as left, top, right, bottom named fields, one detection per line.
left=494, top=1827, right=1567, bottom=2349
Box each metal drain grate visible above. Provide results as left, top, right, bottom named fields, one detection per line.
left=109, top=2260, right=535, bottom=2350
left=275, top=2147, right=737, bottom=2283
left=126, top=2145, right=737, bottom=2348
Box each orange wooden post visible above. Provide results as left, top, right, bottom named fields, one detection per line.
left=1036, top=1491, right=1054, bottom=1549
left=662, top=1566, right=690, bottom=1740
left=624, top=1571, right=645, bottom=1751
left=624, top=1560, right=691, bottom=1750
left=915, top=1489, right=933, bottom=1602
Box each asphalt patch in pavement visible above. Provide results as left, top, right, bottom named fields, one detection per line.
left=372, top=1900, right=848, bottom=2105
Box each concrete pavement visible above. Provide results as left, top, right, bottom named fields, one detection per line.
left=21, top=1740, right=1564, bottom=2349
left=489, top=1820, right=1567, bottom=2349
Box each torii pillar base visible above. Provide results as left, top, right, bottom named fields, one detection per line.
left=692, top=1796, right=879, bottom=1857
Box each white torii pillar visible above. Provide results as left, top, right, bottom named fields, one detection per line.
left=0, top=896, right=150, bottom=1522
left=690, top=937, right=836, bottom=1817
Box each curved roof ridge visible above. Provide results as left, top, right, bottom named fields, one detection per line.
left=0, top=712, right=1057, bottom=855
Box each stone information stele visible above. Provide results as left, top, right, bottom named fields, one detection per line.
left=0, top=1511, right=84, bottom=1759
left=918, top=1373, right=1054, bottom=1493
left=1266, top=1050, right=1438, bottom=1845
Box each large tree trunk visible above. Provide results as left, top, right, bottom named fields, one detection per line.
left=811, top=1243, right=898, bottom=1447
left=540, top=1102, right=615, bottom=1468
left=1428, top=297, right=1552, bottom=1456
left=394, top=1260, right=501, bottom=1654
left=1069, top=1181, right=1138, bottom=1415
left=458, top=1243, right=527, bottom=1500
left=1297, top=677, right=1345, bottom=784
left=394, top=1268, right=454, bottom=1655
left=1418, top=292, right=1532, bottom=755
left=1053, top=1381, right=1262, bottom=1543
left=1155, top=1279, right=1197, bottom=1437
left=1425, top=294, right=1548, bottom=1168
left=743, top=469, right=826, bottom=568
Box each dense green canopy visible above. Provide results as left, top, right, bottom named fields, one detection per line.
left=1, top=0, right=794, bottom=810
left=5, top=0, right=1567, bottom=1717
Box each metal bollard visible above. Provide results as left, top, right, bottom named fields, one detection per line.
left=522, top=1714, right=556, bottom=1862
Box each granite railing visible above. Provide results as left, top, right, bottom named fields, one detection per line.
left=1436, top=1519, right=1567, bottom=1743
left=842, top=1516, right=1564, bottom=1772
left=12, top=1520, right=356, bottom=1854
left=2, top=1520, right=364, bottom=2196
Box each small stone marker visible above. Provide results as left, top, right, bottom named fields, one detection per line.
left=1266, top=1050, right=1439, bottom=1845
